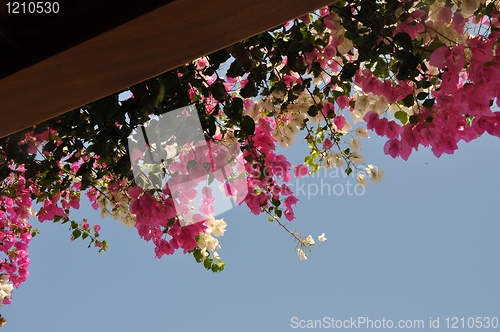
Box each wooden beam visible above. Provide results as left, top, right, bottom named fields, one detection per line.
left=0, top=0, right=174, bottom=78
left=0, top=0, right=334, bottom=137
left=0, top=0, right=336, bottom=138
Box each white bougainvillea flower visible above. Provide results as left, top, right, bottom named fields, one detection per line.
left=205, top=215, right=216, bottom=228
left=321, top=152, right=334, bottom=169
left=212, top=219, right=227, bottom=237
left=0, top=274, right=13, bottom=307
left=337, top=38, right=354, bottom=55
left=305, top=235, right=315, bottom=245
left=297, top=248, right=307, bottom=261
left=318, top=233, right=327, bottom=242
left=349, top=152, right=365, bottom=164
left=119, top=212, right=136, bottom=227
left=197, top=232, right=221, bottom=252
left=355, top=127, right=370, bottom=138
left=373, top=95, right=389, bottom=114
left=460, top=0, right=484, bottom=16
left=349, top=138, right=362, bottom=152
left=366, top=164, right=385, bottom=183
left=356, top=174, right=367, bottom=188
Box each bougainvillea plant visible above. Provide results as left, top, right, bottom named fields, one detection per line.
left=1, top=0, right=500, bottom=308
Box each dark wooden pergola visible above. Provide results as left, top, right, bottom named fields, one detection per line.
left=0, top=0, right=335, bottom=139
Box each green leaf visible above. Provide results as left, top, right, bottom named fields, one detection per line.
left=344, top=30, right=359, bottom=41
left=203, top=258, right=213, bottom=270
left=340, top=63, right=358, bottom=81
left=343, top=19, right=358, bottom=33
left=287, top=40, right=300, bottom=55
left=43, top=140, right=56, bottom=153
left=302, top=40, right=315, bottom=53
left=208, top=49, right=230, bottom=70
left=223, top=104, right=235, bottom=119
left=304, top=155, right=314, bottom=166
left=232, top=97, right=244, bottom=116
left=307, top=105, right=318, bottom=117
left=394, top=111, right=408, bottom=124
left=186, top=159, right=198, bottom=170
left=402, top=94, right=414, bottom=107
left=409, top=115, right=419, bottom=124
left=393, top=32, right=413, bottom=51
left=72, top=229, right=81, bottom=240
left=417, top=92, right=428, bottom=100
left=240, top=78, right=258, bottom=98
left=148, top=81, right=165, bottom=108
left=192, top=248, right=204, bottom=263
left=259, top=32, right=275, bottom=51
left=397, top=52, right=419, bottom=80
left=241, top=115, right=256, bottom=136
left=227, top=59, right=246, bottom=78
left=207, top=173, right=215, bottom=186
left=422, top=80, right=432, bottom=89
left=211, top=260, right=225, bottom=273
left=211, top=81, right=227, bottom=102
left=422, top=99, right=435, bottom=108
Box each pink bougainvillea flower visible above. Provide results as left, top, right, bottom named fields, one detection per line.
left=400, top=124, right=420, bottom=148
left=384, top=139, right=401, bottom=158
left=364, top=111, right=379, bottom=129
left=281, top=184, right=293, bottom=196
left=333, top=115, right=346, bottom=130
left=323, top=44, right=336, bottom=59
left=420, top=127, right=441, bottom=146
left=437, top=7, right=453, bottom=23
left=319, top=6, right=329, bottom=16
left=284, top=208, right=295, bottom=221
left=452, top=11, right=466, bottom=33
left=294, top=164, right=309, bottom=178
left=197, top=58, right=208, bottom=69
left=429, top=45, right=465, bottom=73
left=298, top=14, right=311, bottom=24
left=154, top=239, right=174, bottom=258
left=467, top=35, right=494, bottom=63
left=393, top=10, right=426, bottom=39
left=385, top=121, right=401, bottom=140
left=431, top=136, right=458, bottom=157
left=321, top=102, right=335, bottom=118
left=322, top=138, right=333, bottom=150
left=323, top=13, right=338, bottom=30
left=336, top=95, right=350, bottom=110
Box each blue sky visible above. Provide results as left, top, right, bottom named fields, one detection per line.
left=2, top=125, right=499, bottom=331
